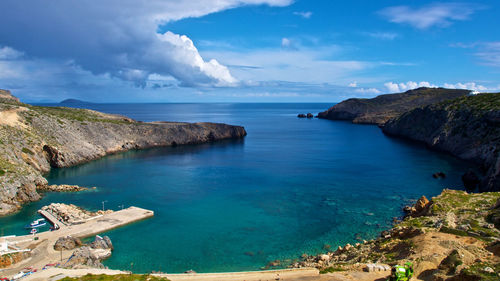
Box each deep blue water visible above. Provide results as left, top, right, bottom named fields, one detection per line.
left=0, top=103, right=474, bottom=273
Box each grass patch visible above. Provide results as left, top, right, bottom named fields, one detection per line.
left=21, top=147, right=34, bottom=155
left=29, top=105, right=130, bottom=125
left=0, top=169, right=4, bottom=176
left=320, top=266, right=346, bottom=274
left=60, top=274, right=170, bottom=281
left=440, top=227, right=469, bottom=237
left=460, top=262, right=500, bottom=281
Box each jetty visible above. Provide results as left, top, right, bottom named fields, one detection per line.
left=1, top=206, right=154, bottom=278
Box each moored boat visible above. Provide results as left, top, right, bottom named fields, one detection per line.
left=25, top=218, right=46, bottom=229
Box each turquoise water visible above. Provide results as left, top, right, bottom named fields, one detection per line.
left=0, top=103, right=474, bottom=273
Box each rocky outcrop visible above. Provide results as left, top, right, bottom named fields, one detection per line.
left=403, top=196, right=431, bottom=218
left=41, top=203, right=112, bottom=225
left=54, top=236, right=83, bottom=251
left=383, top=93, right=500, bottom=191
left=65, top=236, right=114, bottom=269
left=317, top=88, right=470, bottom=125
left=38, top=184, right=91, bottom=192
left=0, top=91, right=246, bottom=215
left=290, top=190, right=500, bottom=280
left=0, top=89, right=20, bottom=103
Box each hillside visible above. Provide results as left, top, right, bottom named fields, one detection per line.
left=383, top=93, right=500, bottom=192
left=294, top=189, right=500, bottom=280
left=317, top=88, right=471, bottom=125
left=0, top=90, right=246, bottom=215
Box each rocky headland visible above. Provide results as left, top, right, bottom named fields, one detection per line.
left=317, top=88, right=470, bottom=125
left=291, top=189, right=500, bottom=280
left=383, top=93, right=500, bottom=192
left=0, top=89, right=246, bottom=215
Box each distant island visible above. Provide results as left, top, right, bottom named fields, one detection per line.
left=59, top=98, right=96, bottom=106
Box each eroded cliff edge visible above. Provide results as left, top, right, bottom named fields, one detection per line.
left=317, top=88, right=470, bottom=125
left=0, top=89, right=247, bottom=215
left=383, top=93, right=500, bottom=192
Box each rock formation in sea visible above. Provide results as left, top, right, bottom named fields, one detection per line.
left=317, top=87, right=470, bottom=125
left=382, top=93, right=500, bottom=192
left=0, top=89, right=247, bottom=215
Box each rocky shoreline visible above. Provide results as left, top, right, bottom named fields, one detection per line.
left=0, top=89, right=247, bottom=215
left=288, top=189, right=500, bottom=280
left=318, top=88, right=499, bottom=192
left=382, top=93, right=500, bottom=192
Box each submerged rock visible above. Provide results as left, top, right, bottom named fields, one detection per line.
left=462, top=170, right=480, bottom=192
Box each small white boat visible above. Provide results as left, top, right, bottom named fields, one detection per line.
left=25, top=218, right=46, bottom=229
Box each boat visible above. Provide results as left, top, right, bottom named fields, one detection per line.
left=25, top=218, right=46, bottom=229
left=30, top=228, right=38, bottom=235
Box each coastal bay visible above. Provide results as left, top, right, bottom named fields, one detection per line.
left=0, top=102, right=475, bottom=273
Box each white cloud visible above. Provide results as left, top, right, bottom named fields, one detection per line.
left=384, top=81, right=438, bottom=92
left=0, top=0, right=292, bottom=88
left=379, top=3, right=481, bottom=29
left=203, top=46, right=372, bottom=85
left=365, top=32, right=398, bottom=40
left=281, top=38, right=292, bottom=48
left=0, top=46, right=23, bottom=60
left=293, top=11, right=313, bottom=19
left=348, top=82, right=358, bottom=88
left=384, top=81, right=499, bottom=93
left=354, top=87, right=381, bottom=95
left=475, top=42, right=500, bottom=67
left=443, top=82, right=488, bottom=91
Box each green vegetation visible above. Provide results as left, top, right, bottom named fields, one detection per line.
left=60, top=274, right=170, bottom=281
left=442, top=93, right=500, bottom=111
left=320, top=266, right=346, bottom=274
left=29, top=105, right=130, bottom=125
left=21, top=147, right=34, bottom=155
left=460, top=262, right=500, bottom=281
left=0, top=169, right=4, bottom=176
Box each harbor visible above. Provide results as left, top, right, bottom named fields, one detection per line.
left=1, top=206, right=154, bottom=279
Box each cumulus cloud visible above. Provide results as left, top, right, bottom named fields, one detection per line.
left=0, top=46, right=23, bottom=60
left=293, top=11, right=313, bottom=19
left=384, top=81, right=499, bottom=93
left=384, top=81, right=437, bottom=92
left=0, top=0, right=292, bottom=87
left=354, top=87, right=381, bottom=95
left=379, top=3, right=481, bottom=29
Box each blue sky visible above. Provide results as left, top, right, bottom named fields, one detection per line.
left=0, top=0, right=499, bottom=102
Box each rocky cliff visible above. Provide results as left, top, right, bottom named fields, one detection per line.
left=0, top=90, right=246, bottom=215
left=383, top=93, right=500, bottom=192
left=317, top=88, right=470, bottom=125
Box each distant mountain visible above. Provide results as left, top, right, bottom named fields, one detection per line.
left=59, top=98, right=96, bottom=106
left=317, top=87, right=471, bottom=125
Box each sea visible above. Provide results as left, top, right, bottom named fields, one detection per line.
left=0, top=103, right=475, bottom=273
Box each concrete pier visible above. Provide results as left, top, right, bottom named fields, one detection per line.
left=1, top=206, right=154, bottom=278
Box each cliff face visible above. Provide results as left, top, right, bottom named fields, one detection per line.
left=0, top=91, right=246, bottom=215
left=317, top=88, right=470, bottom=125
left=383, top=93, right=500, bottom=192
